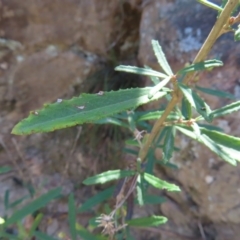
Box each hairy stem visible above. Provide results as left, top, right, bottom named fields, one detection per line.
left=139, top=0, right=239, bottom=162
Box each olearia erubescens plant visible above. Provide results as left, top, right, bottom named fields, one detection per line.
left=1, top=1, right=240, bottom=239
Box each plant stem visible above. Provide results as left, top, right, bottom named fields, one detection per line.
left=139, top=0, right=239, bottom=162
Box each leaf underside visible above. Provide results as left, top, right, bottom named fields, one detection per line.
left=12, top=87, right=166, bottom=135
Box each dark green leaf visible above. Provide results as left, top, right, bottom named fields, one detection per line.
left=78, top=187, right=114, bottom=213
left=34, top=231, right=59, bottom=240
left=0, top=166, right=11, bottom=174
left=211, top=100, right=240, bottom=118
left=162, top=126, right=175, bottom=162
left=151, top=40, right=173, bottom=76
left=143, top=173, right=180, bottom=191
left=178, top=83, right=212, bottom=122
left=12, top=87, right=167, bottom=135
left=5, top=187, right=61, bottom=226
left=83, top=170, right=136, bottom=185
left=196, top=85, right=235, bottom=99
left=68, top=194, right=77, bottom=240
left=178, top=59, right=223, bottom=74
left=148, top=77, right=171, bottom=99
left=115, top=66, right=168, bottom=79
left=135, top=194, right=166, bottom=205
left=77, top=229, right=106, bottom=240
left=198, top=124, right=223, bottom=132
left=181, top=97, right=192, bottom=120
left=4, top=190, right=9, bottom=209
left=127, top=215, right=168, bottom=227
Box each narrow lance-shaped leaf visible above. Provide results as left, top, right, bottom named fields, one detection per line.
left=148, top=76, right=171, bottom=99
left=178, top=83, right=212, bottom=122
left=144, top=65, right=160, bottom=85
left=177, top=59, right=223, bottom=74
left=210, top=100, right=240, bottom=119
left=196, top=85, right=235, bottom=99
left=162, top=126, right=175, bottom=162
left=181, top=97, right=192, bottom=120
left=136, top=175, right=144, bottom=206
left=78, top=187, right=114, bottom=213
left=143, top=173, right=180, bottom=191
left=83, top=170, right=136, bottom=185
left=176, top=126, right=237, bottom=165
left=151, top=40, right=173, bottom=76
left=5, top=187, right=61, bottom=226
left=127, top=215, right=168, bottom=227
left=12, top=87, right=166, bottom=135
left=115, top=65, right=168, bottom=79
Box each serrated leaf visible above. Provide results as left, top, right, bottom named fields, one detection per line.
left=178, top=83, right=212, bottom=122
left=162, top=126, right=175, bottom=162
left=176, top=126, right=238, bottom=165
left=34, top=231, right=59, bottom=240
left=196, top=85, right=235, bottom=99
left=198, top=124, right=223, bottom=132
left=178, top=59, right=223, bottom=74
left=4, top=187, right=61, bottom=226
left=137, top=111, right=179, bottom=122
left=148, top=76, right=171, bottom=99
left=200, top=128, right=240, bottom=152
left=68, top=194, right=77, bottom=240
left=127, top=215, right=167, bottom=227
left=143, top=173, right=180, bottom=191
left=78, top=187, right=114, bottom=213
left=12, top=87, right=167, bottom=135
left=151, top=40, right=173, bottom=76
left=115, top=65, right=168, bottom=79
left=83, top=170, right=136, bottom=185
left=211, top=100, right=240, bottom=118
left=181, top=97, right=192, bottom=120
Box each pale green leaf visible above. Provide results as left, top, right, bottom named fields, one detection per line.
left=12, top=87, right=166, bottom=135
left=83, top=170, right=136, bottom=185
left=127, top=215, right=168, bottom=227
left=148, top=76, right=171, bottom=99
left=115, top=65, right=168, bottom=79
left=162, top=126, right=175, bottom=162
left=136, top=175, right=144, bottom=206
left=143, top=173, right=180, bottom=191
left=151, top=40, right=173, bottom=76
left=211, top=100, right=240, bottom=118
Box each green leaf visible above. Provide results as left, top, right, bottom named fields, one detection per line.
left=181, top=97, right=192, bottom=120
left=83, top=170, right=136, bottom=185
left=151, top=40, right=173, bottom=76
left=0, top=166, right=11, bottom=174
left=68, top=194, right=77, bottom=240
left=148, top=76, right=171, bottom=99
left=137, top=195, right=166, bottom=205
left=127, top=215, right=168, bottom=227
left=196, top=85, right=235, bottom=99
left=115, top=65, right=168, bottom=79
left=201, top=128, right=240, bottom=152
left=137, top=111, right=179, bottom=122
left=29, top=213, right=43, bottom=237
left=211, top=100, right=240, bottom=118
left=34, top=231, right=59, bottom=240
left=197, top=0, right=223, bottom=11
left=4, top=187, right=61, bottom=226
left=178, top=59, right=223, bottom=74
left=12, top=87, right=167, bottom=135
left=77, top=229, right=106, bottom=240
left=143, top=173, right=180, bottom=191
left=178, top=83, right=212, bottom=122
left=136, top=175, right=144, bottom=206
left=162, top=126, right=175, bottom=162
left=78, top=186, right=114, bottom=213
left=176, top=126, right=238, bottom=165
left=94, top=117, right=129, bottom=128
